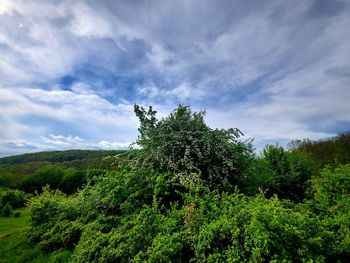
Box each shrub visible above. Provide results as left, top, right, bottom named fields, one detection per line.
left=27, top=187, right=82, bottom=252
left=246, top=145, right=315, bottom=202
left=189, top=193, right=330, bottom=262
left=20, top=165, right=64, bottom=193
left=307, top=164, right=350, bottom=261
left=134, top=104, right=254, bottom=193
left=14, top=211, right=21, bottom=217
left=59, top=168, right=86, bottom=194
left=1, top=202, right=13, bottom=217
left=0, top=188, right=27, bottom=208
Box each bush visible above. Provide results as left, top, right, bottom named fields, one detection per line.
left=1, top=202, right=13, bottom=217
left=20, top=165, right=64, bottom=193
left=306, top=164, right=350, bottom=261
left=188, top=192, right=330, bottom=262
left=14, top=211, right=21, bottom=217
left=244, top=145, right=315, bottom=202
left=27, top=187, right=82, bottom=252
left=59, top=168, right=86, bottom=194
left=134, top=104, right=254, bottom=193
left=27, top=174, right=336, bottom=262
left=0, top=188, right=27, bottom=209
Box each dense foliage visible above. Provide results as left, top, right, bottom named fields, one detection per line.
left=0, top=188, right=28, bottom=217
left=0, top=150, right=127, bottom=192
left=289, top=132, right=350, bottom=168
left=0, top=150, right=125, bottom=165
left=134, top=104, right=254, bottom=192
left=0, top=156, right=125, bottom=194
left=242, top=145, right=315, bottom=202
left=25, top=164, right=350, bottom=262
left=1, top=105, right=349, bottom=262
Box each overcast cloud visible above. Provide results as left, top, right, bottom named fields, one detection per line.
left=0, top=0, right=349, bottom=156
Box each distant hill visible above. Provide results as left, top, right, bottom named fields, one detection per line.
left=289, top=131, right=350, bottom=168
left=0, top=149, right=135, bottom=192
left=0, top=149, right=126, bottom=165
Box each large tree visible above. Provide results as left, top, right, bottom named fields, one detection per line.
left=134, top=104, right=254, bottom=192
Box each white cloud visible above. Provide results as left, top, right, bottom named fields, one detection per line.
left=99, top=140, right=130, bottom=149
left=0, top=87, right=138, bottom=152
left=0, top=0, right=349, bottom=155
left=0, top=0, right=20, bottom=15
left=137, top=82, right=160, bottom=98
left=137, top=82, right=205, bottom=102
left=42, top=134, right=85, bottom=147
left=70, top=2, right=112, bottom=38
left=0, top=134, right=131, bottom=157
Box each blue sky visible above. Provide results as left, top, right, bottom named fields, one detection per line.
left=0, top=0, right=350, bottom=157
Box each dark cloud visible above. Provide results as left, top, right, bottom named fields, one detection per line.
left=307, top=0, right=347, bottom=19
left=325, top=66, right=350, bottom=79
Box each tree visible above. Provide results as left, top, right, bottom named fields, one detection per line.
left=134, top=104, right=254, bottom=192
left=59, top=168, right=86, bottom=194
left=255, top=145, right=314, bottom=202
left=20, top=165, right=64, bottom=193
left=0, top=188, right=26, bottom=208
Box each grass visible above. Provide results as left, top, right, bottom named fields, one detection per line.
left=0, top=207, right=30, bottom=240
left=0, top=207, right=71, bottom=263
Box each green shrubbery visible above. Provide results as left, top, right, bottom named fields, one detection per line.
left=289, top=132, right=350, bottom=168
left=0, top=152, right=124, bottom=193
left=13, top=166, right=101, bottom=194
left=134, top=104, right=254, bottom=193
left=0, top=188, right=28, bottom=217
left=27, top=172, right=348, bottom=262
left=242, top=145, right=315, bottom=202
left=306, top=164, right=350, bottom=261
left=22, top=105, right=350, bottom=262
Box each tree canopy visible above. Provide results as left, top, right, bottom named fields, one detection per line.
left=134, top=104, right=254, bottom=192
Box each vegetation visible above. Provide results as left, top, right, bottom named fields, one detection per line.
left=0, top=104, right=349, bottom=262
left=289, top=132, right=350, bottom=168
left=0, top=150, right=126, bottom=192
left=0, top=150, right=125, bottom=165
left=0, top=207, right=71, bottom=262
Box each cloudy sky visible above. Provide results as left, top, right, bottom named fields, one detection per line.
left=0, top=0, right=349, bottom=156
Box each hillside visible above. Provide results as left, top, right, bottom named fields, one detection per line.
left=0, top=149, right=127, bottom=165
left=289, top=131, right=350, bottom=168
left=0, top=149, right=134, bottom=193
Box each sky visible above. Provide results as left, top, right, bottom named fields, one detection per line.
left=0, top=0, right=350, bottom=157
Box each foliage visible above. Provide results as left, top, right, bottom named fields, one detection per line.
left=306, top=164, right=350, bottom=261
left=1, top=202, right=13, bottom=217
left=0, top=188, right=27, bottom=209
left=0, top=165, right=14, bottom=187
left=309, top=164, right=350, bottom=210
left=26, top=176, right=337, bottom=262
left=289, top=131, right=350, bottom=168
left=243, top=145, right=315, bottom=202
left=1, top=105, right=349, bottom=262
left=188, top=193, right=330, bottom=262
left=134, top=104, right=254, bottom=192
left=0, top=206, right=72, bottom=263
left=20, top=165, right=65, bottom=193
left=27, top=187, right=82, bottom=252
left=0, top=151, right=131, bottom=193
left=0, top=150, right=126, bottom=165
left=58, top=168, right=86, bottom=194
